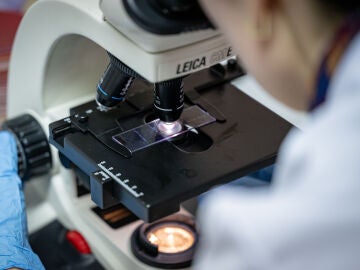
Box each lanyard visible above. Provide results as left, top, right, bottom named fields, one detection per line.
left=310, top=12, right=360, bottom=111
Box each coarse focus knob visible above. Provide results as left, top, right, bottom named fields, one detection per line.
left=2, top=114, right=52, bottom=181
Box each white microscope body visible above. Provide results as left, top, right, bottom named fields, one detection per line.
left=7, top=0, right=234, bottom=269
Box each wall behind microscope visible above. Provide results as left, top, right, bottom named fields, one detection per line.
left=0, top=0, right=36, bottom=123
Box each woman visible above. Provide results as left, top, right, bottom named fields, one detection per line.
left=195, top=0, right=360, bottom=269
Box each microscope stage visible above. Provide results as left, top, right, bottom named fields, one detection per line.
left=49, top=66, right=292, bottom=222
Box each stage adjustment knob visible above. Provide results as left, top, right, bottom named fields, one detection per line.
left=2, top=114, right=52, bottom=181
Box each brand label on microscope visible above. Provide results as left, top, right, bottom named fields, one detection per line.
left=176, top=56, right=206, bottom=74
left=174, top=46, right=233, bottom=75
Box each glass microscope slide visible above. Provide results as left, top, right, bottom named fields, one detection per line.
left=112, top=105, right=216, bottom=153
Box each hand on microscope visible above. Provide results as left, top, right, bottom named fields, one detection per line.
left=0, top=131, right=44, bottom=270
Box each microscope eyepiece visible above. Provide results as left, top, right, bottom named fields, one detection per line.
left=96, top=52, right=138, bottom=109
left=123, top=0, right=213, bottom=35
left=154, top=78, right=184, bottom=123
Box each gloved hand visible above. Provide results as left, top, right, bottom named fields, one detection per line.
left=0, top=131, right=44, bottom=270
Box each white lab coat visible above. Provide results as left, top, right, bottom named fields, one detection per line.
left=195, top=33, right=360, bottom=270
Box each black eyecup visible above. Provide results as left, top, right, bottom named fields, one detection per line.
left=123, top=0, right=214, bottom=35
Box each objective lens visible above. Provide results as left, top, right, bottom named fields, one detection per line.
left=146, top=224, right=195, bottom=254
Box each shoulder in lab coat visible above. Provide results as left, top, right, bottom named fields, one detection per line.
left=194, top=33, right=360, bottom=270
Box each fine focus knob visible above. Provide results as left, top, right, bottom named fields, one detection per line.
left=2, top=114, right=52, bottom=181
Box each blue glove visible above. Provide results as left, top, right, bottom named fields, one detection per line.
left=0, top=131, right=44, bottom=270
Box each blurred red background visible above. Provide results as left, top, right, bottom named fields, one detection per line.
left=0, top=11, right=22, bottom=123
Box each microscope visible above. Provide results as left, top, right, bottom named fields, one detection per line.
left=3, top=0, right=293, bottom=269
